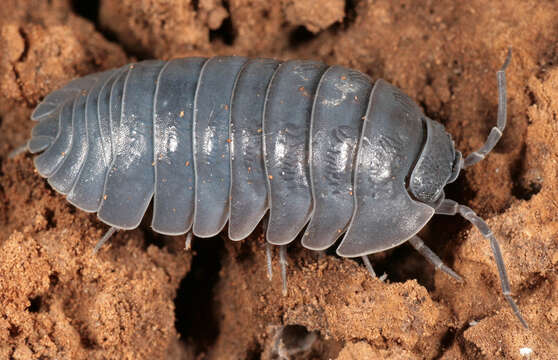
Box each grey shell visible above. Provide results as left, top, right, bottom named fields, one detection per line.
left=29, top=56, right=451, bottom=258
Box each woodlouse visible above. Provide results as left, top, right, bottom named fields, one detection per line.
left=16, top=50, right=527, bottom=328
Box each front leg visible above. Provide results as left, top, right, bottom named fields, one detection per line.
left=436, top=199, right=528, bottom=328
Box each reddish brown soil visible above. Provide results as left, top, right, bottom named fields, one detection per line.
left=1, top=0, right=557, bottom=359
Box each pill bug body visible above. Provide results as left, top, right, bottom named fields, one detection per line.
left=29, top=55, right=455, bottom=257
left=25, top=54, right=528, bottom=327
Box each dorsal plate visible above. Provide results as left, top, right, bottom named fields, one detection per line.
left=337, top=80, right=434, bottom=257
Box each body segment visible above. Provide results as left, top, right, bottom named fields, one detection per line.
left=47, top=78, right=92, bottom=194
left=67, top=70, right=120, bottom=212
left=228, top=58, right=280, bottom=240
left=263, top=60, right=328, bottom=245
left=193, top=56, right=248, bottom=237
left=152, top=57, right=205, bottom=235
left=98, top=61, right=165, bottom=229
left=337, top=80, right=434, bottom=256
left=303, top=66, right=372, bottom=251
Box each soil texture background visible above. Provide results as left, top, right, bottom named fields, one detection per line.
left=1, top=0, right=558, bottom=359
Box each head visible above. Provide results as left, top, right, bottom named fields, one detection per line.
left=408, top=117, right=462, bottom=205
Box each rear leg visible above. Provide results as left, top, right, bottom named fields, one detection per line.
left=361, top=255, right=377, bottom=277
left=263, top=242, right=289, bottom=296
left=361, top=256, right=387, bottom=281
left=279, top=245, right=288, bottom=296
left=184, top=231, right=193, bottom=251
left=263, top=233, right=288, bottom=295
left=93, top=226, right=118, bottom=253
left=266, top=242, right=274, bottom=281
left=8, top=144, right=29, bottom=159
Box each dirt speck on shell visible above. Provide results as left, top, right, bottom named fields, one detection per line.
left=1, top=0, right=557, bottom=359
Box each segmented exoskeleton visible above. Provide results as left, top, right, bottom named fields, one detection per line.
left=21, top=52, right=527, bottom=328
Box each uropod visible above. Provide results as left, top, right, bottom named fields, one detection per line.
left=13, top=49, right=527, bottom=328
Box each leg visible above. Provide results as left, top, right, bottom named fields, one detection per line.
left=408, top=235, right=463, bottom=282
left=266, top=242, right=273, bottom=281
left=184, top=231, right=193, bottom=251
left=279, top=245, right=288, bottom=296
left=463, top=49, right=511, bottom=168
left=436, top=199, right=528, bottom=328
left=361, top=256, right=388, bottom=282
left=93, top=226, right=118, bottom=254
left=8, top=144, right=28, bottom=159
left=361, top=255, right=377, bottom=277
left=262, top=218, right=274, bottom=281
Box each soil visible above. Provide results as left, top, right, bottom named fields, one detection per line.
left=1, top=0, right=557, bottom=359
